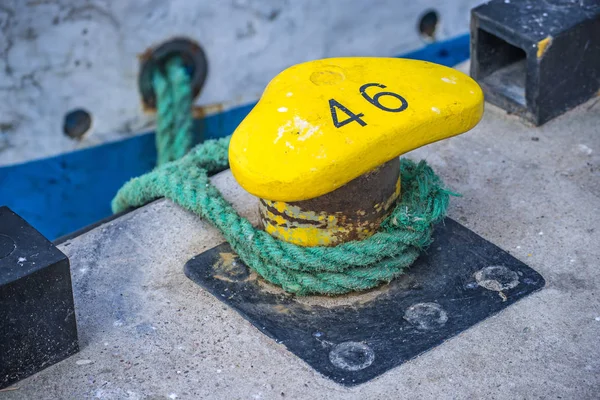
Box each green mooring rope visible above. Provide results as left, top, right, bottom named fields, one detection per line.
left=153, top=57, right=194, bottom=165
left=112, top=58, right=454, bottom=296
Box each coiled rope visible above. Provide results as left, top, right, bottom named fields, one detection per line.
left=112, top=57, right=454, bottom=296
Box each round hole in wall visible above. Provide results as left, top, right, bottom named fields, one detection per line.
left=63, top=109, right=92, bottom=140
left=418, top=9, right=439, bottom=41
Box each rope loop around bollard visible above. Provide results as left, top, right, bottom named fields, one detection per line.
left=112, top=58, right=456, bottom=296
left=112, top=134, right=455, bottom=295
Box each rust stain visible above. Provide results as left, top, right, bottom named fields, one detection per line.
left=141, top=99, right=227, bottom=119
left=212, top=252, right=252, bottom=283
left=138, top=44, right=159, bottom=114
left=141, top=102, right=156, bottom=114
left=256, top=275, right=289, bottom=295
left=272, top=304, right=292, bottom=314
left=296, top=282, right=393, bottom=308
left=192, top=102, right=225, bottom=119
left=137, top=46, right=154, bottom=63
left=212, top=275, right=236, bottom=283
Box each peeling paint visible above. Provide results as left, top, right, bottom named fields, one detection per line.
left=258, top=159, right=401, bottom=247
left=537, top=36, right=553, bottom=59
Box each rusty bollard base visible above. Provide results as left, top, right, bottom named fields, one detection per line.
left=259, top=158, right=401, bottom=247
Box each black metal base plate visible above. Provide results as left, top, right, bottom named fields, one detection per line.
left=184, top=218, right=544, bottom=386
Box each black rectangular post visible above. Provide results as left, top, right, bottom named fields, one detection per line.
left=471, top=0, right=600, bottom=125
left=0, top=206, right=79, bottom=389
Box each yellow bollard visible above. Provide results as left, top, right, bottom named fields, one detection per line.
left=229, top=57, right=484, bottom=246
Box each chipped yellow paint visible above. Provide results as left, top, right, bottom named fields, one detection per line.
left=259, top=176, right=400, bottom=246
left=537, top=36, right=553, bottom=59
left=229, top=57, right=484, bottom=202
left=381, top=177, right=401, bottom=212
left=261, top=200, right=348, bottom=246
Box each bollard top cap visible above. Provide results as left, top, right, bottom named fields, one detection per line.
left=229, top=57, right=484, bottom=201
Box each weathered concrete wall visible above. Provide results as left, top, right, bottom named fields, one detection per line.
left=0, top=0, right=482, bottom=166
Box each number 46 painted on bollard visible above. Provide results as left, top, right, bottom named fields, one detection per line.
left=329, top=83, right=409, bottom=128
